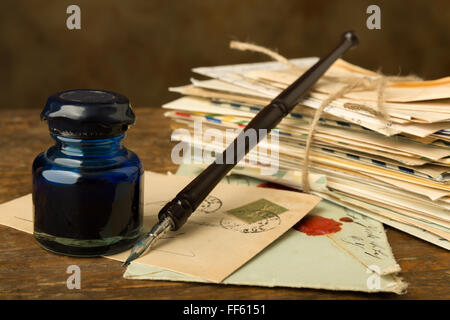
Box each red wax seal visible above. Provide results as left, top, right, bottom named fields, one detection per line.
left=294, top=215, right=342, bottom=236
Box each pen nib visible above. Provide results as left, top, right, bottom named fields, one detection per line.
left=122, top=217, right=174, bottom=267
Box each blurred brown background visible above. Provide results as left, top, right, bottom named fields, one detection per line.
left=0, top=0, right=449, bottom=110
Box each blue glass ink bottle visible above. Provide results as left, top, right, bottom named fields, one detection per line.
left=32, top=89, right=144, bottom=257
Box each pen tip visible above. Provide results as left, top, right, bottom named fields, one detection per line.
left=120, top=217, right=174, bottom=268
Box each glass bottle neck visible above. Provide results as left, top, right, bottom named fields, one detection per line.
left=52, top=134, right=125, bottom=157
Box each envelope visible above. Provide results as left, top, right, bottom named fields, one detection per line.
left=124, top=165, right=406, bottom=294
left=125, top=200, right=407, bottom=294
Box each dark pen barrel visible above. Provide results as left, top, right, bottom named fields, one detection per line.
left=274, top=31, right=359, bottom=109
left=160, top=31, right=359, bottom=230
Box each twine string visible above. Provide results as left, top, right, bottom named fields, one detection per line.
left=229, top=41, right=419, bottom=193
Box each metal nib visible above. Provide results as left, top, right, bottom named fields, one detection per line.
left=122, top=217, right=174, bottom=267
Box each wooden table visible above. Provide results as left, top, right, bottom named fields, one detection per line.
left=0, top=108, right=448, bottom=299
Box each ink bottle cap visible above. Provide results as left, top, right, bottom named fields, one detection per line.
left=41, top=89, right=135, bottom=139
left=32, top=89, right=143, bottom=257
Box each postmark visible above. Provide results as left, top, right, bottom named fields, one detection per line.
left=197, top=195, right=223, bottom=213
left=145, top=195, right=223, bottom=214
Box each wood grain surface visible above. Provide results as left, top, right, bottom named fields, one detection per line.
left=0, top=108, right=448, bottom=299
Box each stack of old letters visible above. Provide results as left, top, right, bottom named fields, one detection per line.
left=162, top=53, right=450, bottom=250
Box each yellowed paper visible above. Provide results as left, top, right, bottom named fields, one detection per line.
left=247, top=68, right=450, bottom=102
left=191, top=61, right=450, bottom=136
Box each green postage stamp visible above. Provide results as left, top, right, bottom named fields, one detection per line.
left=226, top=198, right=288, bottom=223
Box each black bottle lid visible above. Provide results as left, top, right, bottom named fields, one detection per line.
left=41, top=89, right=136, bottom=139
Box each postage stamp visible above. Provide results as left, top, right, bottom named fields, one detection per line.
left=220, top=211, right=281, bottom=233
left=226, top=198, right=288, bottom=223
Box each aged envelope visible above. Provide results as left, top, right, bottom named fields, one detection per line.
left=124, top=201, right=407, bottom=294
left=125, top=165, right=406, bottom=294
left=0, top=171, right=320, bottom=283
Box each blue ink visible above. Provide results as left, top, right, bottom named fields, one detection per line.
left=32, top=90, right=143, bottom=257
